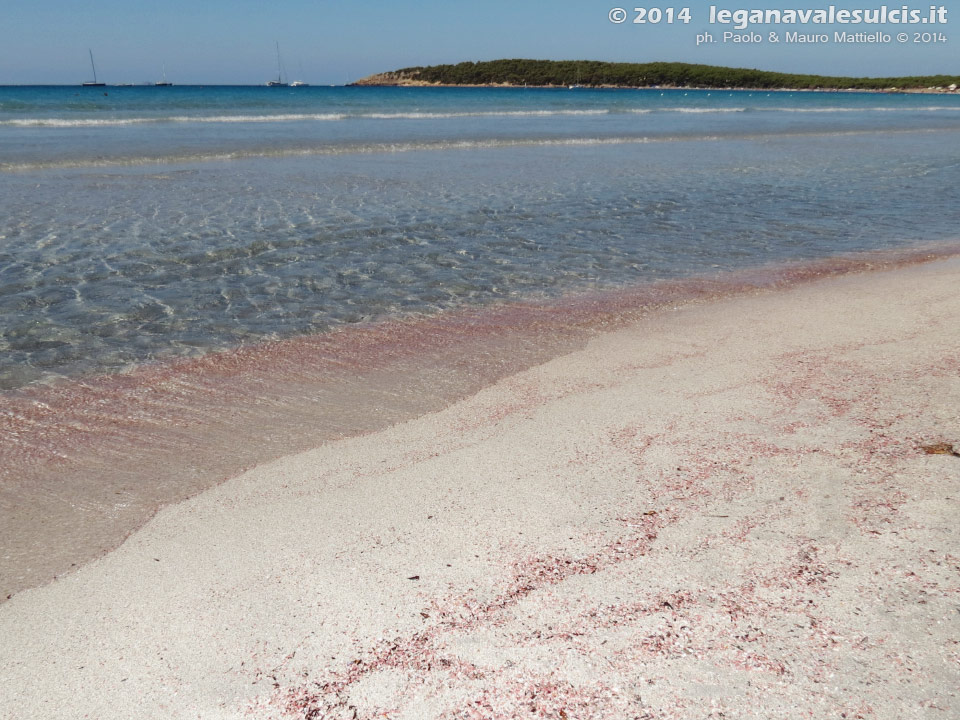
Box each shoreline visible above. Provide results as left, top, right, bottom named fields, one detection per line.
left=350, top=80, right=960, bottom=95
left=1, top=243, right=959, bottom=604
left=1, top=252, right=958, bottom=717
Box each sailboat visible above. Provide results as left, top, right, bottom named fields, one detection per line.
left=266, top=42, right=288, bottom=87
left=82, top=50, right=106, bottom=87
left=155, top=63, right=172, bottom=86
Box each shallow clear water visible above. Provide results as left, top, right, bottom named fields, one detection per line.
left=1, top=86, right=959, bottom=389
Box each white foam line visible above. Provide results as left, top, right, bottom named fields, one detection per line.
left=644, top=106, right=960, bottom=114
left=2, top=105, right=957, bottom=128
left=0, top=109, right=611, bottom=128
left=655, top=108, right=747, bottom=114
left=0, top=127, right=949, bottom=173
left=0, top=137, right=664, bottom=171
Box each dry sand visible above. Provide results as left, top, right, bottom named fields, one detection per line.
left=1, top=257, right=958, bottom=719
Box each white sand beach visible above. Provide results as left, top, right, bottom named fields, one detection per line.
left=1, top=257, right=958, bottom=719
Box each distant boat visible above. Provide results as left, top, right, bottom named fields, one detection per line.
left=82, top=50, right=106, bottom=87
left=155, top=64, right=173, bottom=86
left=290, top=61, right=309, bottom=87
left=266, top=42, right=288, bottom=87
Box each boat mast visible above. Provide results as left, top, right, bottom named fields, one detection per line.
left=275, top=41, right=282, bottom=84
left=89, top=49, right=98, bottom=84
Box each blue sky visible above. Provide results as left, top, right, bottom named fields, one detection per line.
left=1, top=0, right=954, bottom=84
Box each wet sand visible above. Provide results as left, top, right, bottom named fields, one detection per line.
left=1, top=253, right=959, bottom=718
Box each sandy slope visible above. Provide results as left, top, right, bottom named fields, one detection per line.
left=1, top=258, right=958, bottom=719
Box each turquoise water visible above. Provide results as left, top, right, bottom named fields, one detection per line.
left=1, top=86, right=959, bottom=389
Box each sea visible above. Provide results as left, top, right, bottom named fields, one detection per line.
left=2, top=85, right=960, bottom=389
left=1, top=84, right=959, bottom=597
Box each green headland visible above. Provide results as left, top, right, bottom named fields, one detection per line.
left=352, top=60, right=960, bottom=92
